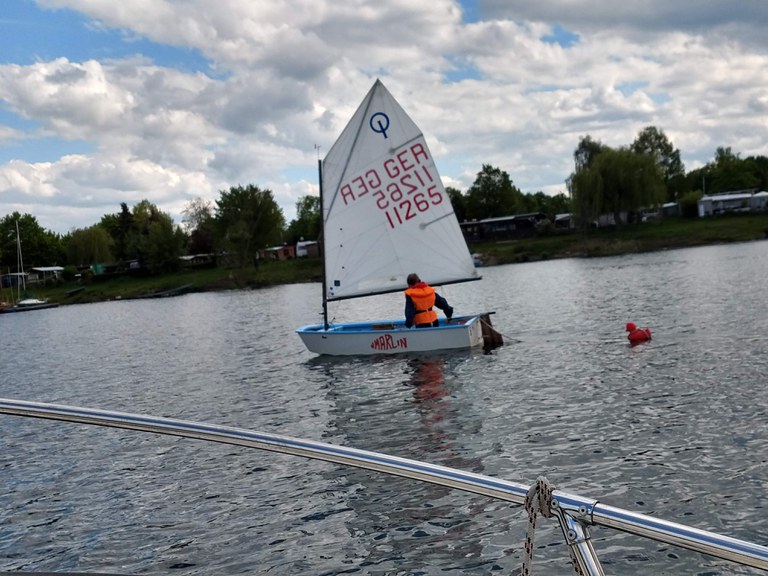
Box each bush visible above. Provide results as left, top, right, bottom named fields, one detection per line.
left=679, top=191, right=702, bottom=218
left=62, top=266, right=78, bottom=282
left=80, top=268, right=94, bottom=284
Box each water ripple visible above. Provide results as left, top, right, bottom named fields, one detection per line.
left=2, top=243, right=768, bottom=574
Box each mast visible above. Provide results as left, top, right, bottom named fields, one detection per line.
left=15, top=219, right=24, bottom=300
left=318, top=158, right=329, bottom=330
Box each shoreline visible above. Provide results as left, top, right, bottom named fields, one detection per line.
left=13, top=214, right=768, bottom=308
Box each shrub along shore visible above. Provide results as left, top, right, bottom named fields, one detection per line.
left=16, top=213, right=768, bottom=307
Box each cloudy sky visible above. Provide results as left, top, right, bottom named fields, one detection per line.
left=1, top=0, right=766, bottom=234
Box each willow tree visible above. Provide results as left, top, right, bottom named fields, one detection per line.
left=570, top=147, right=665, bottom=227
left=64, top=225, right=114, bottom=266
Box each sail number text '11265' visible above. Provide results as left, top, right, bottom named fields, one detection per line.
left=337, top=141, right=444, bottom=229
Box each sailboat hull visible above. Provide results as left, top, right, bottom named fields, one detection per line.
left=2, top=301, right=60, bottom=313
left=296, top=314, right=485, bottom=356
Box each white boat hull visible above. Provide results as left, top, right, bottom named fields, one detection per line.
left=1, top=300, right=59, bottom=313
left=297, top=314, right=485, bottom=356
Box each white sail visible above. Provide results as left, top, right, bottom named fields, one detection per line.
left=321, top=79, right=479, bottom=301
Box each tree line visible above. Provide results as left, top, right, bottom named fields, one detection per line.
left=0, top=185, right=285, bottom=277
left=2, top=128, right=765, bottom=276
left=569, top=126, right=768, bottom=225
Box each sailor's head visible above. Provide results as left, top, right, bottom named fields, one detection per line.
left=626, top=322, right=637, bottom=332
left=407, top=273, right=421, bottom=286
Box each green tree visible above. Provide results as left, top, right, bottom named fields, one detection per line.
left=679, top=190, right=703, bottom=218
left=100, top=203, right=133, bottom=261
left=545, top=192, right=571, bottom=216
left=631, top=126, right=685, bottom=201
left=568, top=137, right=606, bottom=228
left=523, top=191, right=571, bottom=218
left=515, top=191, right=536, bottom=214
left=685, top=165, right=710, bottom=196
left=445, top=186, right=468, bottom=223
left=127, top=200, right=185, bottom=274
left=710, top=147, right=760, bottom=192
left=63, top=225, right=114, bottom=266
left=465, top=164, right=522, bottom=220
left=686, top=149, right=766, bottom=196
left=215, top=185, right=286, bottom=267
left=143, top=218, right=186, bottom=274
left=99, top=200, right=184, bottom=273
left=746, top=155, right=768, bottom=190
left=570, top=147, right=665, bottom=227
left=286, top=195, right=321, bottom=244
left=182, top=197, right=216, bottom=255
left=573, top=135, right=608, bottom=171
left=0, top=212, right=62, bottom=271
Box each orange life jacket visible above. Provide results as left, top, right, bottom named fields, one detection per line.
left=405, top=284, right=438, bottom=326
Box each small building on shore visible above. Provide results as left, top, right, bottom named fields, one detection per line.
left=27, top=266, right=65, bottom=285
left=460, top=213, right=548, bottom=242
left=262, top=244, right=296, bottom=260
left=296, top=240, right=319, bottom=258
left=698, top=189, right=768, bottom=217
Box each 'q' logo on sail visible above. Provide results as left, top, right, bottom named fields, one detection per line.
left=369, top=112, right=390, bottom=139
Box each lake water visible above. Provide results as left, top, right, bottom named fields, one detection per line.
left=1, top=241, right=767, bottom=575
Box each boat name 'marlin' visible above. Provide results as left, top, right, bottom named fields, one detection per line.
left=370, top=334, right=408, bottom=351
left=338, top=141, right=445, bottom=229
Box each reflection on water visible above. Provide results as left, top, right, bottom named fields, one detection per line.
left=1, top=241, right=768, bottom=574
left=310, top=353, right=500, bottom=573
left=410, top=357, right=450, bottom=432
left=406, top=356, right=485, bottom=472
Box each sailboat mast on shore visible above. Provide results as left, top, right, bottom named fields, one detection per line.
left=0, top=219, right=59, bottom=313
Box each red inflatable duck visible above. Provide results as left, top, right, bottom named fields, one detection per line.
left=626, top=322, right=652, bottom=344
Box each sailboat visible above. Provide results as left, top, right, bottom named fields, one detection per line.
left=1, top=220, right=58, bottom=313
left=296, top=80, right=501, bottom=355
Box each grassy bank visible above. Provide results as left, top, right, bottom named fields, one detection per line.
left=11, top=257, right=323, bottom=306
left=16, top=213, right=768, bottom=306
left=474, top=213, right=768, bottom=265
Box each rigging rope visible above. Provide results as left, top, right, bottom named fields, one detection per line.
left=521, top=476, right=555, bottom=576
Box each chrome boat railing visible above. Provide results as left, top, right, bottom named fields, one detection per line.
left=2, top=398, right=767, bottom=575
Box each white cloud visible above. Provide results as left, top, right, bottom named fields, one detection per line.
left=0, top=59, right=133, bottom=137
left=1, top=0, right=767, bottom=233
left=0, top=125, right=24, bottom=145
